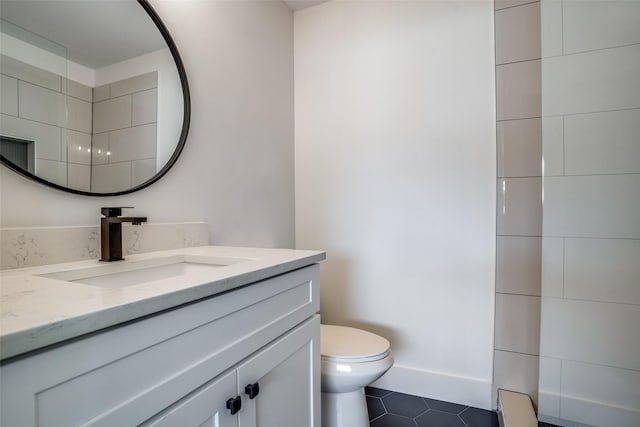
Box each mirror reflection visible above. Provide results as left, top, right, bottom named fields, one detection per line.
left=0, top=0, right=186, bottom=194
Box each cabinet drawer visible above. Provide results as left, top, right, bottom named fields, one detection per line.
left=0, top=265, right=319, bottom=427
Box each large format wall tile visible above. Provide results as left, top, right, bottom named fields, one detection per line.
left=563, top=0, right=640, bottom=55
left=90, top=133, right=109, bottom=166
left=542, top=44, right=640, bottom=116
left=496, top=236, right=541, bottom=296
left=540, top=298, right=640, bottom=371
left=63, top=79, right=93, bottom=103
left=541, top=237, right=563, bottom=298
left=1, top=75, right=18, bottom=116
left=497, top=60, right=542, bottom=120
left=540, top=0, right=562, bottom=58
left=93, top=84, right=109, bottom=102
left=560, top=393, right=640, bottom=427
left=564, top=238, right=640, bottom=305
left=67, top=163, right=90, bottom=192
left=36, top=159, right=66, bottom=187
left=495, top=2, right=540, bottom=65
left=495, top=293, right=541, bottom=354
left=564, top=109, right=640, bottom=176
left=497, top=177, right=542, bottom=236
left=0, top=55, right=61, bottom=92
left=18, top=81, right=66, bottom=127
left=493, top=350, right=539, bottom=404
left=91, top=162, right=132, bottom=193
left=543, top=175, right=640, bottom=239
left=109, top=71, right=157, bottom=98
left=63, top=129, right=91, bottom=165
left=93, top=96, right=132, bottom=134
left=562, top=360, right=640, bottom=413
left=108, top=123, right=156, bottom=163
left=495, top=0, right=538, bottom=11
left=65, top=96, right=92, bottom=134
left=132, top=158, right=156, bottom=186
left=541, top=116, right=563, bottom=176
left=497, top=118, right=542, bottom=177
left=1, top=114, right=61, bottom=162
left=132, top=89, right=157, bottom=126
left=538, top=356, right=561, bottom=418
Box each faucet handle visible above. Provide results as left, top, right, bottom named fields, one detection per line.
left=101, top=207, right=134, bottom=217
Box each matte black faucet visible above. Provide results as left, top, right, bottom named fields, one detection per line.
left=100, top=207, right=147, bottom=262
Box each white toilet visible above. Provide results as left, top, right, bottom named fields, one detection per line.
left=320, top=324, right=394, bottom=427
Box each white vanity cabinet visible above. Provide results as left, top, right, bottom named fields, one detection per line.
left=143, top=317, right=318, bottom=427
left=0, top=264, right=320, bottom=427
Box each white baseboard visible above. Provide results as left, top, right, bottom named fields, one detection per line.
left=539, top=391, right=640, bottom=427
left=370, top=364, right=493, bottom=410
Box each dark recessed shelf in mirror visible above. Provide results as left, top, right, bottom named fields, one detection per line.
left=0, top=0, right=190, bottom=196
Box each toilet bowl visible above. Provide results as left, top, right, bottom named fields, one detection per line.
left=320, top=324, right=394, bottom=427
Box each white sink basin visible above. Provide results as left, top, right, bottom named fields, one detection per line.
left=39, top=254, right=249, bottom=289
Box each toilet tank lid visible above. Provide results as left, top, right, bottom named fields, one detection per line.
left=321, top=324, right=390, bottom=359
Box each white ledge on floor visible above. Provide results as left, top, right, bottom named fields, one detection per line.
left=498, top=389, right=537, bottom=427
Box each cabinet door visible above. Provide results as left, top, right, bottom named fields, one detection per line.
left=141, top=370, right=239, bottom=427
left=237, top=315, right=320, bottom=427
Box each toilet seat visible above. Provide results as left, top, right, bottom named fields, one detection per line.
left=320, top=324, right=394, bottom=426
left=321, top=325, right=390, bottom=362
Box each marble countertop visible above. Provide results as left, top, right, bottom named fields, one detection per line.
left=0, top=246, right=325, bottom=361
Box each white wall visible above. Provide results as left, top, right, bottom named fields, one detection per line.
left=0, top=0, right=295, bottom=249
left=294, top=0, right=496, bottom=409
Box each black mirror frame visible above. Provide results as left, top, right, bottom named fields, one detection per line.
left=0, top=0, right=191, bottom=197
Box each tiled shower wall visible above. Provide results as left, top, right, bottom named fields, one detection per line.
left=493, top=0, right=542, bottom=406
left=538, top=1, right=640, bottom=426
left=91, top=72, right=158, bottom=193
left=0, top=55, right=93, bottom=191
left=0, top=55, right=158, bottom=193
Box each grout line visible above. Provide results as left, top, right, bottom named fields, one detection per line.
left=495, top=1, right=539, bottom=12
left=496, top=57, right=542, bottom=67
left=16, top=76, right=20, bottom=124
left=497, top=116, right=542, bottom=122
left=2, top=73, right=92, bottom=104
left=552, top=236, right=640, bottom=241
left=499, top=234, right=640, bottom=241
left=496, top=176, right=542, bottom=181
left=495, top=349, right=540, bottom=357
left=369, top=413, right=385, bottom=423
left=93, top=87, right=158, bottom=105
left=497, top=234, right=543, bottom=238
left=0, top=111, right=91, bottom=135
left=501, top=107, right=640, bottom=123
left=541, top=294, right=640, bottom=307
left=561, top=116, right=565, bottom=175
left=546, top=172, right=640, bottom=177
left=542, top=42, right=640, bottom=61
left=496, top=291, right=541, bottom=298
left=94, top=121, right=157, bottom=135
left=539, top=106, right=640, bottom=119
left=550, top=356, right=640, bottom=374
left=498, top=175, right=543, bottom=179
left=560, top=0, right=564, bottom=55
left=94, top=157, right=156, bottom=166
left=561, top=237, right=565, bottom=299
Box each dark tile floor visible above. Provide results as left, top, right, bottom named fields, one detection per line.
left=365, top=387, right=558, bottom=427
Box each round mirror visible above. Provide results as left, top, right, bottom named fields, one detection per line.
left=0, top=0, right=190, bottom=196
